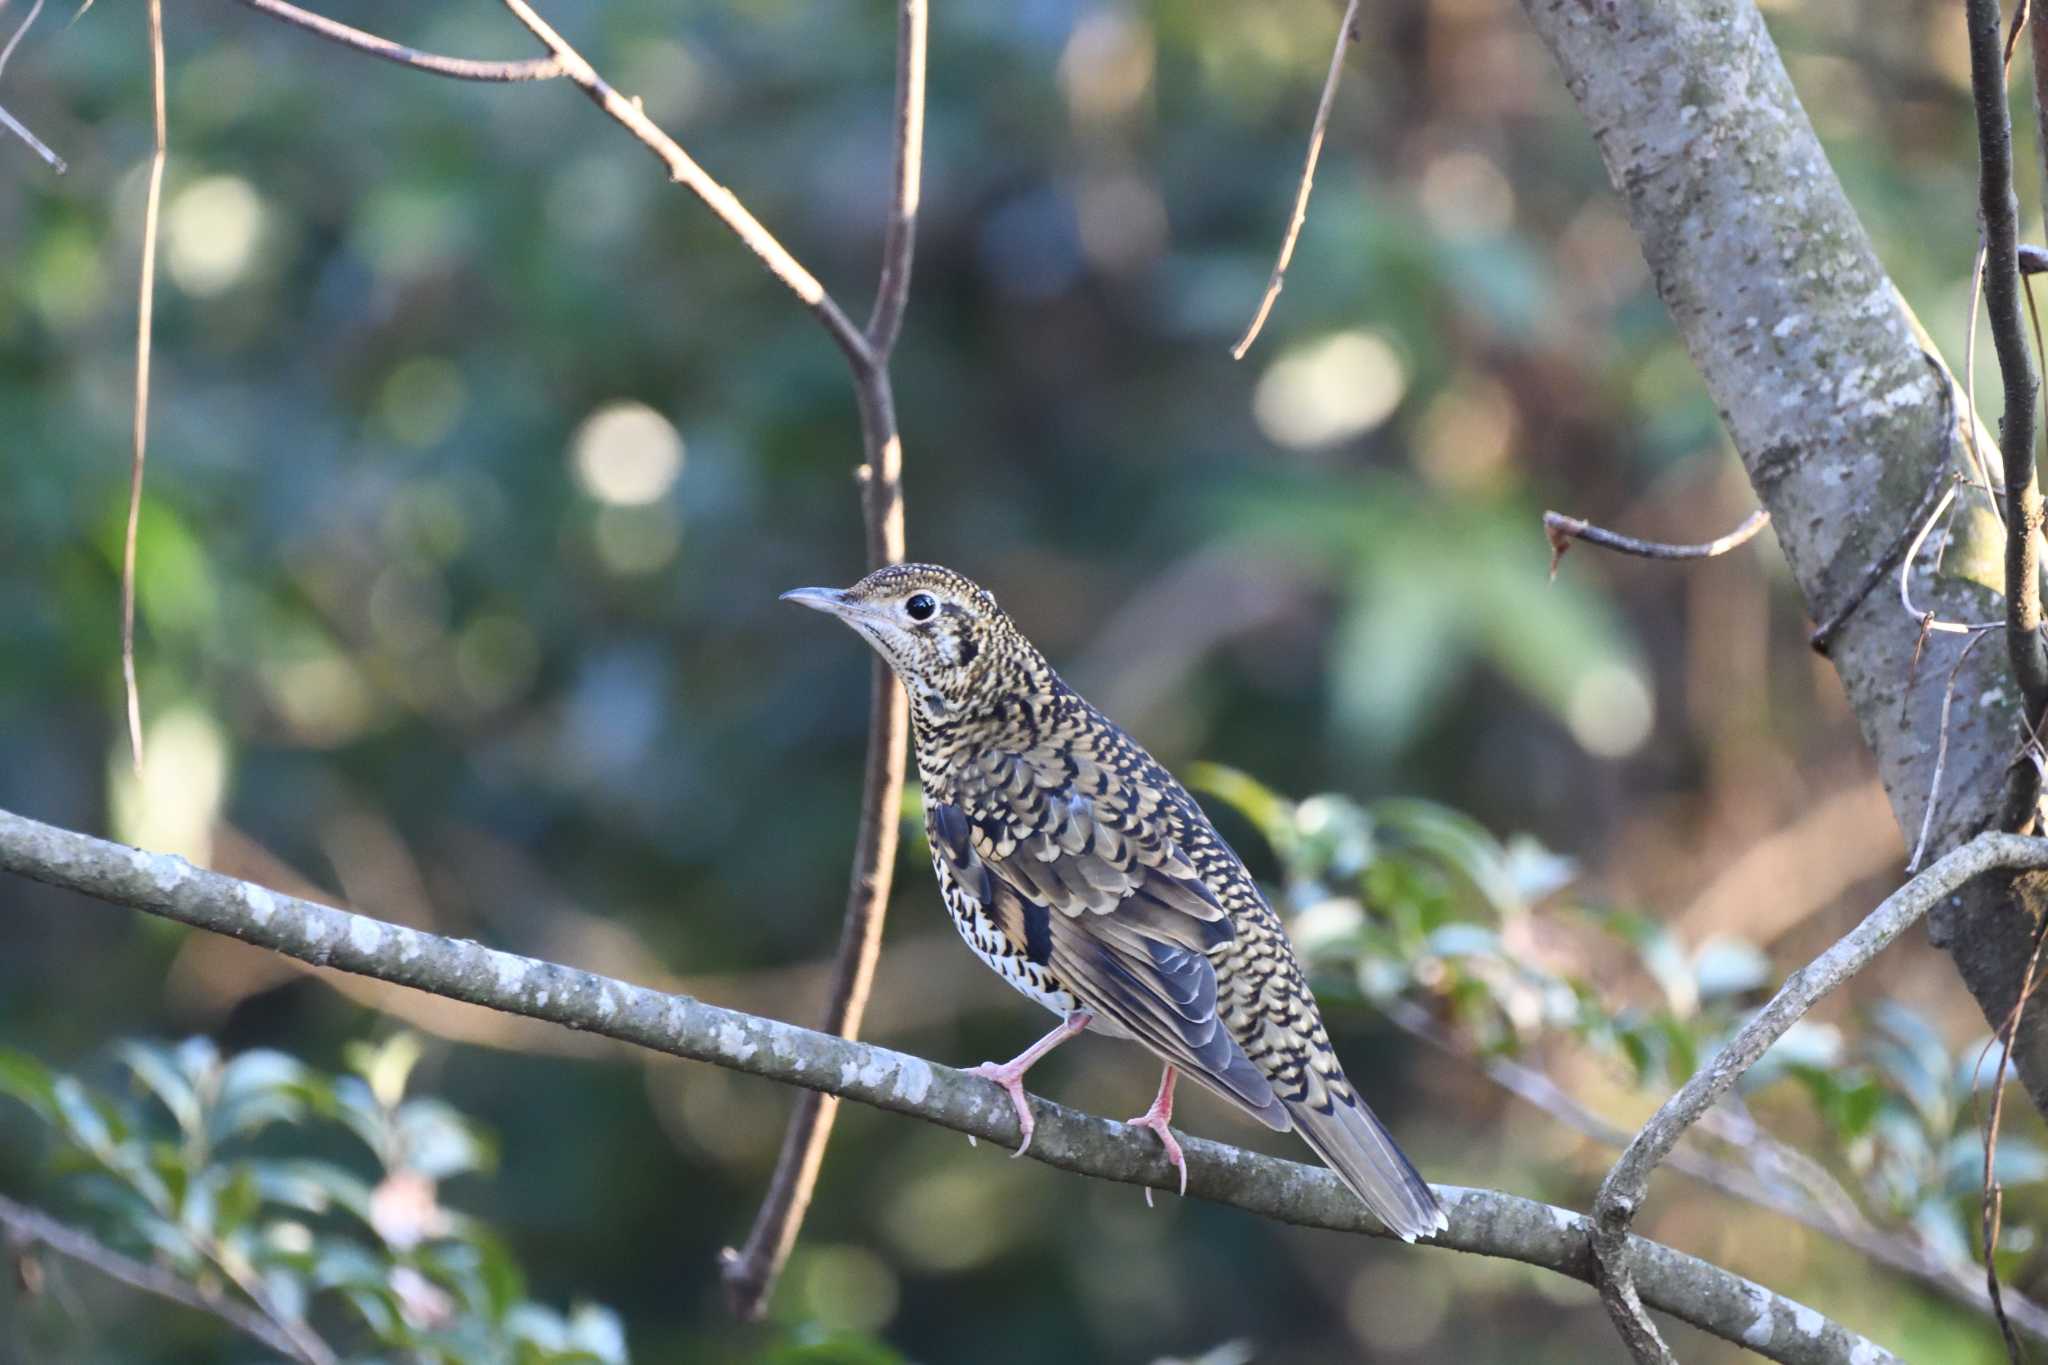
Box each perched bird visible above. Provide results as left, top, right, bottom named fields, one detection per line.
left=783, top=563, right=1445, bottom=1240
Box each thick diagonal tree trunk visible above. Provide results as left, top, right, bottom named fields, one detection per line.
left=1518, top=1, right=2048, bottom=1109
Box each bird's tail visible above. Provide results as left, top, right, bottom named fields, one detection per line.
left=1284, top=1091, right=1446, bottom=1243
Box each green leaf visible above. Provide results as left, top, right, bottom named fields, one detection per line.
left=1691, top=937, right=1770, bottom=1001
left=214, top=1166, right=262, bottom=1238
left=1944, top=1133, right=2048, bottom=1196
left=214, top=1049, right=323, bottom=1143
left=1501, top=834, right=1577, bottom=904
left=0, top=1047, right=59, bottom=1121
left=333, top=1076, right=394, bottom=1160
left=116, top=1041, right=205, bottom=1144
left=347, top=1033, right=425, bottom=1111
left=564, top=1303, right=628, bottom=1364
left=1911, top=1194, right=1971, bottom=1267
left=51, top=1075, right=119, bottom=1155
left=251, top=1158, right=374, bottom=1221
left=1185, top=763, right=1297, bottom=859
left=311, top=1237, right=390, bottom=1293
left=395, top=1098, right=497, bottom=1180
left=181, top=1164, right=224, bottom=1240
left=1369, top=799, right=1520, bottom=916
left=1424, top=923, right=1500, bottom=959
left=342, top=1284, right=404, bottom=1339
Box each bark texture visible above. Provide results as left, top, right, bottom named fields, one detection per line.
left=1518, top=0, right=2048, bottom=1112
left=0, top=804, right=1901, bottom=1363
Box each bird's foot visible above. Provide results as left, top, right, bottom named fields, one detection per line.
left=1126, top=1110, right=1185, bottom=1207
left=964, top=1010, right=1092, bottom=1159
left=968, top=1057, right=1039, bottom=1158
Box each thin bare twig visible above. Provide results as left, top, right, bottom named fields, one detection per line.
left=0, top=101, right=61, bottom=171
left=1895, top=481, right=2001, bottom=640
left=720, top=0, right=924, bottom=1320
left=119, top=0, right=165, bottom=775
left=1966, top=244, right=2010, bottom=514
left=0, top=0, right=62, bottom=172
left=1982, top=915, right=2048, bottom=1364
left=1588, top=832, right=2048, bottom=1363
left=1810, top=357, right=1963, bottom=653
left=1972, top=0, right=2048, bottom=833
left=498, top=0, right=873, bottom=374
left=1229, top=0, right=1360, bottom=360
left=201, top=1231, right=333, bottom=1365
left=231, top=0, right=562, bottom=81
left=1911, top=631, right=1995, bottom=873
left=1541, top=507, right=1770, bottom=580
left=0, top=1193, right=303, bottom=1358
left=0, top=0, right=43, bottom=76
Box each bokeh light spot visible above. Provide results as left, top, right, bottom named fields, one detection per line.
left=571, top=401, right=685, bottom=506
left=1253, top=330, right=1407, bottom=450
left=110, top=707, right=230, bottom=865
left=1567, top=662, right=1654, bottom=758
left=264, top=651, right=377, bottom=749
left=1418, top=151, right=1516, bottom=239
left=166, top=175, right=267, bottom=296
left=456, top=614, right=541, bottom=712
left=795, top=1245, right=899, bottom=1336
left=592, top=504, right=682, bottom=576
left=377, top=358, right=467, bottom=450
left=1059, top=11, right=1156, bottom=123
left=29, top=229, right=108, bottom=328
left=1077, top=174, right=1168, bottom=274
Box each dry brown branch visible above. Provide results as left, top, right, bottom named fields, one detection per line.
left=1970, top=0, right=2048, bottom=834
left=719, top=0, right=925, bottom=1320
left=232, top=0, right=563, bottom=81
left=119, top=0, right=165, bottom=775
left=497, top=0, right=873, bottom=373
left=0, top=1192, right=303, bottom=1358
left=1541, top=507, right=1770, bottom=580
left=1229, top=0, right=1360, bottom=360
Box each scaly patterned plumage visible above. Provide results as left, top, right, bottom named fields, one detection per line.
left=783, top=563, right=1445, bottom=1240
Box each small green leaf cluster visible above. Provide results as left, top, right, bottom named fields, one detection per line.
left=1, top=1033, right=626, bottom=1364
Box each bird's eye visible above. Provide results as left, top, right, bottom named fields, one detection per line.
left=905, top=593, right=937, bottom=621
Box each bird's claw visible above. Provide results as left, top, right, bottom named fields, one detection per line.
left=969, top=1060, right=1037, bottom=1158
left=1126, top=1110, right=1186, bottom=1207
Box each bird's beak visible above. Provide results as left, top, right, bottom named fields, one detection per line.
left=779, top=585, right=857, bottom=618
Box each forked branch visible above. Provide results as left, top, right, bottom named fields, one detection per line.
left=1587, top=832, right=2048, bottom=1362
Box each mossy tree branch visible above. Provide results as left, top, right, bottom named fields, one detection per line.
left=0, top=805, right=1912, bottom=1364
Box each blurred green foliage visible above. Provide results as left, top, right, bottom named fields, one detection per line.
left=1201, top=767, right=2048, bottom=1310
left=0, top=0, right=2030, bottom=1360
left=1, top=1033, right=626, bottom=1363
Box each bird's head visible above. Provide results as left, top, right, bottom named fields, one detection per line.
left=781, top=563, right=1026, bottom=724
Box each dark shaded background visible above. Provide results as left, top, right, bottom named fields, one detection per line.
left=0, top=0, right=2027, bottom=1360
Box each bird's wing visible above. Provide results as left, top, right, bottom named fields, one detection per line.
left=927, top=771, right=1288, bottom=1129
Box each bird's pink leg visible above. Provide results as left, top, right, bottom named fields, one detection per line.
left=968, top=1009, right=1092, bottom=1159
left=1126, top=1065, right=1185, bottom=1207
